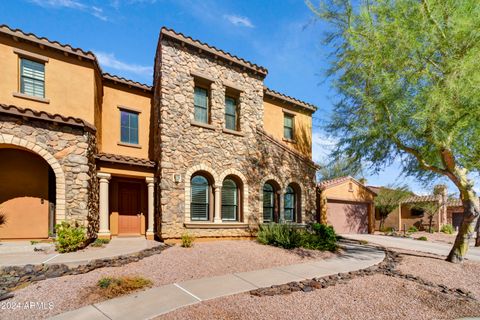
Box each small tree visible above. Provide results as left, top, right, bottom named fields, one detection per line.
left=409, top=201, right=443, bottom=233
left=374, top=185, right=411, bottom=231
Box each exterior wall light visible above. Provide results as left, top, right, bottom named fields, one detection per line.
left=174, top=174, right=182, bottom=183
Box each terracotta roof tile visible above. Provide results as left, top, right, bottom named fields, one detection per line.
left=0, top=103, right=95, bottom=131
left=264, top=87, right=317, bottom=112
left=402, top=195, right=441, bottom=204
left=160, top=27, right=268, bottom=77
left=0, top=24, right=96, bottom=61
left=318, top=176, right=352, bottom=190
left=102, top=73, right=152, bottom=92
left=96, top=152, right=156, bottom=168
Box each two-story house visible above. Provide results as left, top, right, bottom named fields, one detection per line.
left=0, top=24, right=317, bottom=241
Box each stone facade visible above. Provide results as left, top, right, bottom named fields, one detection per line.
left=154, top=36, right=317, bottom=239
left=0, top=114, right=98, bottom=237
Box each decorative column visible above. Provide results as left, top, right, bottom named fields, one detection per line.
left=146, top=177, right=155, bottom=240
left=278, top=190, right=285, bottom=223
left=97, top=172, right=111, bottom=239
left=213, top=184, right=222, bottom=223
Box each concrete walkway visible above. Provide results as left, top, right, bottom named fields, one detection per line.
left=50, top=244, right=384, bottom=320
left=0, top=238, right=159, bottom=267
left=342, top=234, right=480, bottom=262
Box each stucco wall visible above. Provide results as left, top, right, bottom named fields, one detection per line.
left=323, top=181, right=375, bottom=202
left=100, top=83, right=152, bottom=159
left=263, top=99, right=312, bottom=157
left=0, top=36, right=96, bottom=124
left=154, top=38, right=316, bottom=239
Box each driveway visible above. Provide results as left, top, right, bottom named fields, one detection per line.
left=342, top=234, right=480, bottom=262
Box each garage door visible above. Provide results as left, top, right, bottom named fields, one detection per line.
left=327, top=200, right=368, bottom=234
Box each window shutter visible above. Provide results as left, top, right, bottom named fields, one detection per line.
left=221, top=179, right=237, bottom=221
left=263, top=183, right=274, bottom=222
left=191, top=176, right=209, bottom=220
left=21, top=59, right=45, bottom=98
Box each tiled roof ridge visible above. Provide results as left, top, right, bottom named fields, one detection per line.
left=160, top=27, right=268, bottom=76
left=0, top=103, right=95, bottom=131
left=264, top=87, right=317, bottom=112
left=0, top=24, right=96, bottom=60
left=96, top=152, right=156, bottom=168
left=102, top=73, right=152, bottom=91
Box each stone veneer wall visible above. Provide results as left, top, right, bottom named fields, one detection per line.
left=154, top=37, right=317, bottom=239
left=0, top=114, right=98, bottom=237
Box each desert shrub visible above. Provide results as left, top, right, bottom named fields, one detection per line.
left=181, top=233, right=195, bottom=248
left=416, top=236, right=428, bottom=241
left=55, top=221, right=86, bottom=253
left=407, top=226, right=418, bottom=233
left=30, top=240, right=39, bottom=245
left=257, top=223, right=337, bottom=251
left=441, top=224, right=454, bottom=235
left=91, top=238, right=110, bottom=247
left=96, top=276, right=152, bottom=298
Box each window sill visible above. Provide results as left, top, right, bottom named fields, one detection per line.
left=13, top=92, right=50, bottom=104
left=190, top=120, right=216, bottom=131
left=184, top=222, right=249, bottom=229
left=222, top=128, right=245, bottom=137
left=117, top=142, right=142, bottom=149
left=282, top=137, right=296, bottom=144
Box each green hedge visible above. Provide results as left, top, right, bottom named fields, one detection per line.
left=55, top=222, right=86, bottom=253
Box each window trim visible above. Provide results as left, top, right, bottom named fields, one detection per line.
left=193, top=84, right=211, bottom=124
left=221, top=178, right=239, bottom=221
left=190, top=174, right=211, bottom=221
left=263, top=183, right=275, bottom=223
left=284, top=186, right=296, bottom=222
left=224, top=95, right=239, bottom=131
left=18, top=57, right=46, bottom=99
left=119, top=109, right=140, bottom=146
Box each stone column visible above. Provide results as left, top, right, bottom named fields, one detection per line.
left=146, top=177, right=155, bottom=240
left=278, top=190, right=285, bottom=223
left=214, top=185, right=222, bottom=223
left=97, top=172, right=111, bottom=239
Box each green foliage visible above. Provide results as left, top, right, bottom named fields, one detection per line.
left=91, top=238, right=110, bottom=247
left=407, top=226, right=418, bottom=233
left=181, top=233, right=195, bottom=248
left=374, top=185, right=411, bottom=230
left=416, top=236, right=428, bottom=241
left=55, top=221, right=86, bottom=253
left=257, top=223, right=337, bottom=251
left=30, top=240, right=39, bottom=245
left=317, top=156, right=363, bottom=180
left=409, top=201, right=442, bottom=233
left=96, top=276, right=152, bottom=298
left=441, top=224, right=455, bottom=234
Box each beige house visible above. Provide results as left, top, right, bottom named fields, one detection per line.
left=0, top=25, right=318, bottom=241
left=318, top=176, right=376, bottom=234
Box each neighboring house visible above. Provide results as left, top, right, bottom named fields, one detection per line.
left=0, top=25, right=318, bottom=241
left=370, top=185, right=464, bottom=232
left=317, top=176, right=376, bottom=234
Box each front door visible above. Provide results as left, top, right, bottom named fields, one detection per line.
left=118, top=182, right=141, bottom=235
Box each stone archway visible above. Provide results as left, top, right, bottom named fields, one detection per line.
left=0, top=134, right=66, bottom=222
left=184, top=163, right=219, bottom=222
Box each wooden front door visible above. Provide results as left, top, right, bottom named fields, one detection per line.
left=118, top=182, right=141, bottom=235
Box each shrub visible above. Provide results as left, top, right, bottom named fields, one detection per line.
left=441, top=224, right=454, bottom=235
left=416, top=236, right=428, bottom=241
left=96, top=276, right=152, bottom=298
left=55, top=221, right=86, bottom=253
left=257, top=223, right=337, bottom=251
left=91, top=238, right=110, bottom=247
left=407, top=226, right=418, bottom=233
left=30, top=240, right=39, bottom=245
left=181, top=233, right=195, bottom=248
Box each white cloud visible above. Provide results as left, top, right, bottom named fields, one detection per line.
left=95, top=51, right=152, bottom=76
left=28, top=0, right=108, bottom=21
left=223, top=14, right=255, bottom=28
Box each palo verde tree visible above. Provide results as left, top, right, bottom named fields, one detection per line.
left=374, top=186, right=411, bottom=231
left=317, top=156, right=363, bottom=180
left=309, top=0, right=480, bottom=262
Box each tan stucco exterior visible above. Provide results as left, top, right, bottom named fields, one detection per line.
left=0, top=36, right=97, bottom=124
left=263, top=98, right=313, bottom=157
left=100, top=83, right=152, bottom=159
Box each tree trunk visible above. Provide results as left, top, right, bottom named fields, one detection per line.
left=428, top=215, right=433, bottom=233
left=446, top=194, right=479, bottom=263
left=475, top=217, right=480, bottom=247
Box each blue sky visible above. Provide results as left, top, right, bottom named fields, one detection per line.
left=0, top=0, right=461, bottom=195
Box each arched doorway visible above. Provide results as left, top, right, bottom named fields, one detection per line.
left=0, top=147, right=56, bottom=239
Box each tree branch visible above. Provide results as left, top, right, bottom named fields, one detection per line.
left=422, top=0, right=447, bottom=40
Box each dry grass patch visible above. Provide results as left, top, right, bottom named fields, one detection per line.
left=92, top=276, right=152, bottom=299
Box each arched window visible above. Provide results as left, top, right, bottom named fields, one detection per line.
left=221, top=178, right=238, bottom=221
left=284, top=186, right=296, bottom=222
left=263, top=183, right=275, bottom=222
left=191, top=175, right=209, bottom=221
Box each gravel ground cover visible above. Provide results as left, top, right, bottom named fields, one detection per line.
left=2, top=240, right=334, bottom=319
left=411, top=232, right=457, bottom=244
left=159, top=248, right=480, bottom=320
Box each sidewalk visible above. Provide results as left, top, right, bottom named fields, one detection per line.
left=50, top=244, right=385, bottom=320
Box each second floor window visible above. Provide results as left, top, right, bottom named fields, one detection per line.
left=284, top=114, right=294, bottom=140
left=20, top=58, right=45, bottom=98
left=225, top=96, right=238, bottom=131
left=194, top=86, right=209, bottom=123
left=120, top=110, right=139, bottom=145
